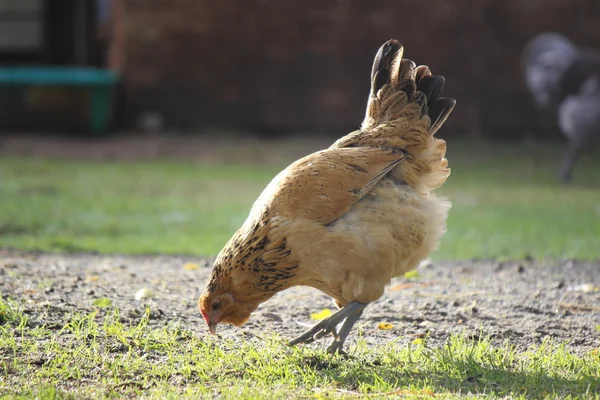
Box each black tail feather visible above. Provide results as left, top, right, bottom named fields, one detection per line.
left=366, top=39, right=455, bottom=134
left=371, top=40, right=403, bottom=94
left=430, top=98, right=456, bottom=135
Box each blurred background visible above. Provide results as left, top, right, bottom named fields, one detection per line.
left=0, top=0, right=599, bottom=136
left=0, top=0, right=598, bottom=260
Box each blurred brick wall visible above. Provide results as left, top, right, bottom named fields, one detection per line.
left=121, top=0, right=600, bottom=138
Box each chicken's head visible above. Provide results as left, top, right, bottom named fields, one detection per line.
left=198, top=290, right=251, bottom=335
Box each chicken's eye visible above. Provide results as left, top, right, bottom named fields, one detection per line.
left=212, top=302, right=221, bottom=311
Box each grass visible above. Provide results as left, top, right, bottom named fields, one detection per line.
left=1, top=139, right=599, bottom=260
left=1, top=297, right=598, bottom=399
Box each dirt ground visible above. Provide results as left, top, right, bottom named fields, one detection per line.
left=1, top=250, right=599, bottom=353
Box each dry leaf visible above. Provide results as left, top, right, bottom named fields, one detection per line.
left=311, top=309, right=332, bottom=320
left=404, top=270, right=420, bottom=279
left=390, top=283, right=416, bottom=291
left=378, top=322, right=394, bottom=330
left=183, top=263, right=200, bottom=270
left=86, top=275, right=99, bottom=282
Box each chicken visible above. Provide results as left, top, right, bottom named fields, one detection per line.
left=198, top=39, right=456, bottom=354
left=523, top=33, right=579, bottom=110
left=523, top=33, right=600, bottom=182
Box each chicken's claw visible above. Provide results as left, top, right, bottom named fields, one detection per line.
left=289, top=302, right=368, bottom=355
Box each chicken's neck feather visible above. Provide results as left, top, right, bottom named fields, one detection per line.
left=206, top=211, right=300, bottom=306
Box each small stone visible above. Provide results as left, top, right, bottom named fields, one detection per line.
left=261, top=312, right=283, bottom=322
left=135, top=288, right=153, bottom=301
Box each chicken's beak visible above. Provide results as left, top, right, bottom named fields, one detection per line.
left=200, top=309, right=217, bottom=335
left=208, top=322, right=217, bottom=335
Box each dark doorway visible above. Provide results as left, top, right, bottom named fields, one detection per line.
left=0, top=0, right=102, bottom=67
left=44, top=0, right=100, bottom=66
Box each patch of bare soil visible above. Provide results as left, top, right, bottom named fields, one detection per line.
left=1, top=250, right=599, bottom=352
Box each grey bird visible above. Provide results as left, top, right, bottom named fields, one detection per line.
left=523, top=33, right=600, bottom=183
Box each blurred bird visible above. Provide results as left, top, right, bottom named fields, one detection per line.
left=198, top=39, right=455, bottom=354
left=523, top=33, right=579, bottom=110
left=523, top=32, right=600, bottom=183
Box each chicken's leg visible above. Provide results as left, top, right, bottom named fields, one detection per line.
left=326, top=307, right=365, bottom=354
left=559, top=141, right=583, bottom=183
left=289, top=301, right=368, bottom=354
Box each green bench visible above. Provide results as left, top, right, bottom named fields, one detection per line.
left=0, top=67, right=119, bottom=134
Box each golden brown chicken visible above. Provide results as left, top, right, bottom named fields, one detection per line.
left=198, top=39, right=456, bottom=354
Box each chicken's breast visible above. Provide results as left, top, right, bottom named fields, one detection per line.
left=287, top=179, right=450, bottom=306
left=558, top=79, right=600, bottom=145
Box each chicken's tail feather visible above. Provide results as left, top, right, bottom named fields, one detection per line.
left=362, top=39, right=455, bottom=135
left=357, top=39, right=456, bottom=193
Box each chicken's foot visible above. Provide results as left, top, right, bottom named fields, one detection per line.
left=289, top=301, right=368, bottom=354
